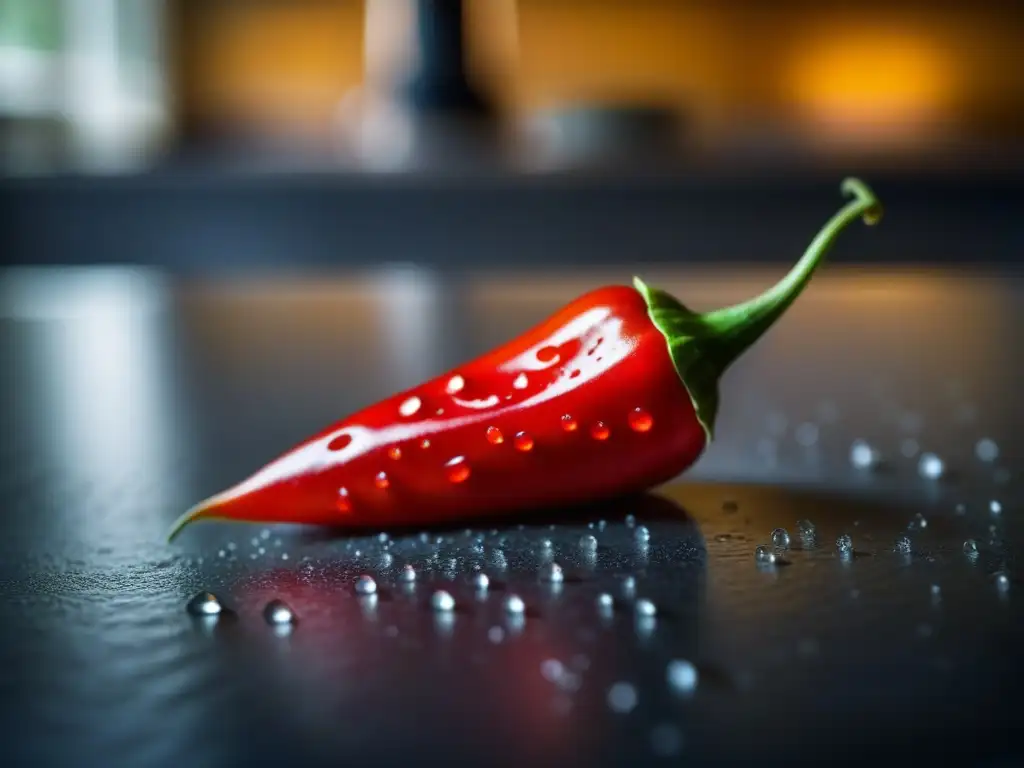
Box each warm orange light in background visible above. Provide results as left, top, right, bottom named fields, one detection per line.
left=785, top=25, right=957, bottom=150
left=182, top=1, right=364, bottom=141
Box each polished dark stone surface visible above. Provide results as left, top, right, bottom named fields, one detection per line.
left=0, top=265, right=1021, bottom=766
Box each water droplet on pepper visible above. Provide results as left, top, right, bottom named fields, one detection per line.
left=536, top=345, right=559, bottom=363
left=486, top=426, right=504, bottom=445
left=399, top=397, right=421, bottom=417
left=591, top=422, right=610, bottom=440
left=446, top=456, right=470, bottom=483
left=388, top=446, right=402, bottom=460
left=327, top=433, right=352, bottom=451
left=187, top=591, right=223, bottom=616
left=375, top=471, right=390, bottom=490
left=514, top=431, right=534, bottom=452
left=336, top=487, right=352, bottom=513
left=628, top=408, right=653, bottom=433
left=561, top=414, right=577, bottom=432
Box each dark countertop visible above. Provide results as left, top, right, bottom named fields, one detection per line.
left=2, top=169, right=1023, bottom=271
left=0, top=265, right=1021, bottom=766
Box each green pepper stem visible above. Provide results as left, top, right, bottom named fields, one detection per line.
left=633, top=178, right=882, bottom=442
left=699, top=178, right=882, bottom=374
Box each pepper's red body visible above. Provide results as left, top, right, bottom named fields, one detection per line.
left=171, top=179, right=881, bottom=538
left=189, top=286, right=705, bottom=530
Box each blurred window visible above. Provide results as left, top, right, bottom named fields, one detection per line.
left=0, top=0, right=167, bottom=174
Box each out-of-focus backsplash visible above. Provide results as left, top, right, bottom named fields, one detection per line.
left=1, top=0, right=1023, bottom=176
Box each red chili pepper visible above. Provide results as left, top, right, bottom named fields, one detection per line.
left=169, top=178, right=881, bottom=540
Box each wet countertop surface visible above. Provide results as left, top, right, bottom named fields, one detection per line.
left=0, top=265, right=1022, bottom=766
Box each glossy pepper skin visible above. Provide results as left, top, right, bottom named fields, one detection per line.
left=169, top=179, right=882, bottom=540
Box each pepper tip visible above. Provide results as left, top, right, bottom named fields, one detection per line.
left=166, top=498, right=218, bottom=543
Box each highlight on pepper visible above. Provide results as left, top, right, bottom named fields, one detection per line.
left=168, top=178, right=882, bottom=541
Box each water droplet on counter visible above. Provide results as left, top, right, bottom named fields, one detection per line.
left=911, top=512, right=928, bottom=530
left=590, top=422, right=610, bottom=441
left=930, top=584, right=941, bottom=599
left=796, top=519, right=816, bottom=539
left=918, top=453, right=944, bottom=479
left=355, top=575, right=377, bottom=595
left=629, top=408, right=653, bottom=433
left=635, top=598, right=657, bottom=617
left=431, top=590, right=455, bottom=612
left=607, top=682, right=638, bottom=714
left=263, top=599, right=296, bottom=626
left=850, top=439, right=881, bottom=469
left=187, top=592, right=223, bottom=616
left=540, top=562, right=564, bottom=583
left=399, top=396, right=421, bottom=417
left=771, top=528, right=790, bottom=549
left=894, top=535, right=912, bottom=554
left=446, top=456, right=471, bottom=483
left=505, top=594, right=525, bottom=614
left=625, top=514, right=636, bottom=527
left=975, top=438, right=999, bottom=462
left=667, top=659, right=699, bottom=694
left=597, top=593, right=614, bottom=610
left=446, top=374, right=465, bottom=394
left=836, top=534, right=853, bottom=555
left=257, top=547, right=266, bottom=556
left=473, top=573, right=490, bottom=591
left=561, top=414, right=578, bottom=432
left=485, top=426, right=504, bottom=445
left=963, top=539, right=979, bottom=557
left=755, top=545, right=776, bottom=564
left=995, top=573, right=1010, bottom=592
left=989, top=500, right=1003, bottom=515
left=259, top=528, right=271, bottom=540
left=374, top=471, right=390, bottom=490
left=580, top=534, right=598, bottom=551
left=541, top=658, right=565, bottom=683
left=622, top=576, right=637, bottom=596
left=400, top=564, right=417, bottom=583
left=488, top=626, right=505, bottom=643
left=635, top=526, right=651, bottom=543
left=513, top=431, right=534, bottom=452
left=795, top=422, right=819, bottom=446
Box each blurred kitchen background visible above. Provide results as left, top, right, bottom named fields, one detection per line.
left=0, top=0, right=1022, bottom=269
left=1, top=0, right=1023, bottom=545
